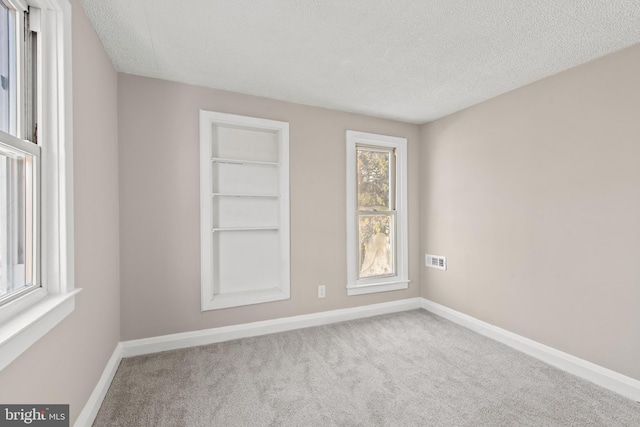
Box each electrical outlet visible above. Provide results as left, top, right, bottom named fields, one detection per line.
left=318, top=285, right=326, bottom=298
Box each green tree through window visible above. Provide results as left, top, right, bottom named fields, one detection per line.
left=356, top=147, right=394, bottom=277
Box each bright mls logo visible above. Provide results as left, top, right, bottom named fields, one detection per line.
left=0, top=405, right=68, bottom=426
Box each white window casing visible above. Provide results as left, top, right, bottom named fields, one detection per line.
left=346, top=130, right=409, bottom=296
left=0, top=0, right=77, bottom=372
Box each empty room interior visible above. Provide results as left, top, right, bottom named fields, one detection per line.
left=0, top=0, right=639, bottom=425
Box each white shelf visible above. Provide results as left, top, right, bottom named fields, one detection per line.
left=212, top=157, right=279, bottom=166
left=212, top=193, right=279, bottom=198
left=212, top=226, right=279, bottom=232
left=211, top=162, right=278, bottom=195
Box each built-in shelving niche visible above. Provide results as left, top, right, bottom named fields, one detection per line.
left=200, top=111, right=290, bottom=310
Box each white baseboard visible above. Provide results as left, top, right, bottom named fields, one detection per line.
left=121, top=297, right=423, bottom=357
left=421, top=298, right=640, bottom=402
left=74, top=343, right=123, bottom=427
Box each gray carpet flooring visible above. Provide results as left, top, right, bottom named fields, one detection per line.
left=93, top=310, right=640, bottom=426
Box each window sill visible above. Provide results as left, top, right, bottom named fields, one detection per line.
left=0, top=288, right=81, bottom=371
left=347, top=280, right=409, bottom=296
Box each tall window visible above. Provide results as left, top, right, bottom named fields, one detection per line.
left=0, top=0, right=38, bottom=306
left=346, top=131, right=408, bottom=296
left=0, top=0, right=75, bottom=372
left=357, top=146, right=395, bottom=278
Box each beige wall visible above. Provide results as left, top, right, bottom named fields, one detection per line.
left=420, top=44, right=640, bottom=380
left=0, top=0, right=120, bottom=423
left=118, top=74, right=421, bottom=341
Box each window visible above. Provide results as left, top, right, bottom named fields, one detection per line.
left=1, top=0, right=37, bottom=306
left=346, top=131, right=408, bottom=295
left=0, top=0, right=75, bottom=372
left=0, top=137, right=36, bottom=304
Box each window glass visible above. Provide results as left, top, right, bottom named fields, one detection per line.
left=0, top=1, right=37, bottom=306
left=356, top=146, right=395, bottom=279
left=358, top=213, right=394, bottom=278
left=0, top=146, right=34, bottom=302
left=357, top=148, right=391, bottom=211
left=0, top=1, right=13, bottom=134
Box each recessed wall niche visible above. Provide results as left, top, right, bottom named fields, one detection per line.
left=199, top=110, right=290, bottom=310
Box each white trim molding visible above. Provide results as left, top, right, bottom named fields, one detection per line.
left=122, top=298, right=422, bottom=358
left=0, top=289, right=79, bottom=371
left=421, top=298, right=640, bottom=402
left=74, top=343, right=123, bottom=427
left=346, top=280, right=410, bottom=296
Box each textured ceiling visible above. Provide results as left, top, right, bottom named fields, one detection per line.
left=81, top=0, right=640, bottom=124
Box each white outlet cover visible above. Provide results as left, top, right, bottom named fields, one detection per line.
left=318, top=285, right=326, bottom=298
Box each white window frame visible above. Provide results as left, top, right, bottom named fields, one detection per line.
left=0, top=0, right=77, bottom=372
left=346, top=130, right=409, bottom=296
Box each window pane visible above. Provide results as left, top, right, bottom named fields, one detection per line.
left=0, top=148, right=33, bottom=301
left=0, top=1, right=14, bottom=135
left=357, top=148, right=391, bottom=211
left=358, top=214, right=394, bottom=278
